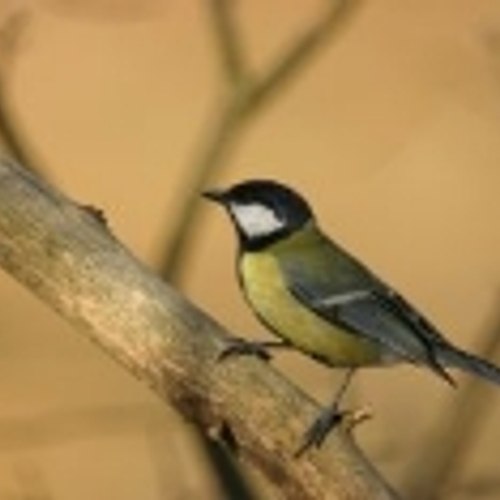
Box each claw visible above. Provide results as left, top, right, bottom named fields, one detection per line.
left=294, top=406, right=345, bottom=458
left=218, top=338, right=273, bottom=362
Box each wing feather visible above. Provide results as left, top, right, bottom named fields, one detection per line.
left=279, top=233, right=453, bottom=381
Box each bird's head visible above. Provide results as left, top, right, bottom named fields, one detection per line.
left=203, top=179, right=314, bottom=250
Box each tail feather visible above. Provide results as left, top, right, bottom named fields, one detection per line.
left=439, top=346, right=500, bottom=386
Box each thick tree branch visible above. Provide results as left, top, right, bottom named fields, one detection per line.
left=0, top=156, right=398, bottom=499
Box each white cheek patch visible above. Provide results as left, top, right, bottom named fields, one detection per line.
left=229, top=202, right=285, bottom=238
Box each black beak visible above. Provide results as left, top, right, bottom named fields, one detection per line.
left=202, top=188, right=227, bottom=204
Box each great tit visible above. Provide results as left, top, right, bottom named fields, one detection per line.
left=203, top=179, right=500, bottom=454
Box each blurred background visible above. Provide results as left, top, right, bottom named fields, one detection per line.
left=1, top=0, right=500, bottom=498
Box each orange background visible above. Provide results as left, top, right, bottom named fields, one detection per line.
left=1, top=1, right=500, bottom=498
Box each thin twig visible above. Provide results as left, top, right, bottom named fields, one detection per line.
left=209, top=0, right=247, bottom=84
left=159, top=0, right=359, bottom=283
left=0, top=7, right=44, bottom=175
left=246, top=0, right=356, bottom=114
left=159, top=96, right=243, bottom=283
left=0, top=81, right=41, bottom=172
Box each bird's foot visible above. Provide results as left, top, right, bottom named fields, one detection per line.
left=294, top=405, right=346, bottom=458
left=294, top=405, right=372, bottom=457
left=218, top=337, right=273, bottom=362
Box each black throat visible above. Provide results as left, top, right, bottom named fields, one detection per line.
left=237, top=225, right=296, bottom=252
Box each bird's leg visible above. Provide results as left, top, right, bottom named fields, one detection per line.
left=218, top=338, right=290, bottom=362
left=295, top=368, right=356, bottom=457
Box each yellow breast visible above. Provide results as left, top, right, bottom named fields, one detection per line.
left=240, top=251, right=382, bottom=367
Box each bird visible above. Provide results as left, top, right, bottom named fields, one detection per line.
left=203, top=179, right=500, bottom=455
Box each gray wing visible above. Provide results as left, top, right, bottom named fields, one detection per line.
left=280, top=236, right=453, bottom=381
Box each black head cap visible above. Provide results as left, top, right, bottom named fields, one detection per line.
left=203, top=179, right=314, bottom=249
